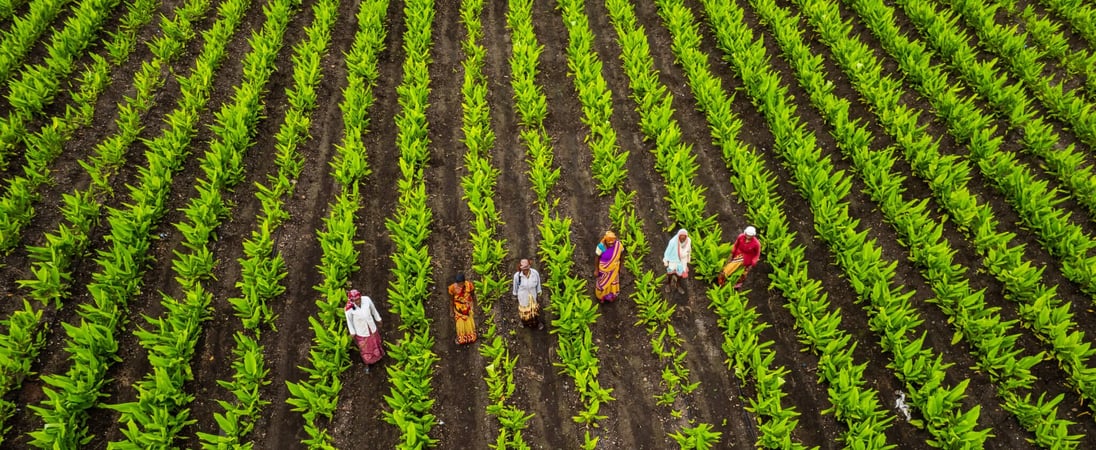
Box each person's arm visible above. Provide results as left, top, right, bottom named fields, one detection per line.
left=750, top=240, right=762, bottom=264
left=367, top=297, right=382, bottom=324
left=662, top=239, right=672, bottom=266
left=448, top=286, right=456, bottom=317
left=595, top=244, right=602, bottom=275
left=346, top=309, right=357, bottom=335
left=512, top=273, right=520, bottom=296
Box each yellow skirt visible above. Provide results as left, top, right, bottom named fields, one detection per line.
left=519, top=296, right=539, bottom=322
left=455, top=313, right=476, bottom=344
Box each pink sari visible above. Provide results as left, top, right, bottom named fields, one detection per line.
left=354, top=332, right=383, bottom=364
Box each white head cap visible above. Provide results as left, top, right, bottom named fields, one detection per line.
left=744, top=226, right=756, bottom=236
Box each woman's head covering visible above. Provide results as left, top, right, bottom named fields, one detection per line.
left=603, top=230, right=617, bottom=243
left=678, top=229, right=688, bottom=236
left=455, top=273, right=465, bottom=283
left=744, top=226, right=757, bottom=237
left=347, top=289, right=361, bottom=305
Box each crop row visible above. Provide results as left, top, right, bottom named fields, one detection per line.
left=556, top=0, right=625, bottom=194
left=13, top=0, right=203, bottom=305
left=507, top=0, right=558, bottom=210
left=756, top=0, right=1082, bottom=445
left=459, top=0, right=533, bottom=447
left=891, top=0, right=1096, bottom=230
left=283, top=0, right=387, bottom=446
left=0, top=0, right=73, bottom=87
left=602, top=0, right=707, bottom=433
left=831, top=0, right=1096, bottom=414
left=0, top=0, right=159, bottom=438
left=25, top=0, right=254, bottom=443
left=1013, top=3, right=1096, bottom=100
left=0, top=0, right=122, bottom=171
left=105, top=0, right=298, bottom=445
left=199, top=0, right=339, bottom=446
left=378, top=0, right=441, bottom=447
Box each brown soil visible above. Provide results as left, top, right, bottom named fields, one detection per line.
left=2, top=0, right=1095, bottom=448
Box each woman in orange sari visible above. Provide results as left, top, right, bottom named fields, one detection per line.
left=448, top=273, right=477, bottom=344
left=595, top=231, right=623, bottom=303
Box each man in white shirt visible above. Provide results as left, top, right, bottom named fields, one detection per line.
left=512, top=259, right=544, bottom=329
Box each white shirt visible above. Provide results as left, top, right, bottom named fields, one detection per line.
left=345, top=296, right=382, bottom=337
left=512, top=268, right=542, bottom=308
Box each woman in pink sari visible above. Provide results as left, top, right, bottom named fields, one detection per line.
left=595, top=231, right=623, bottom=303
left=345, top=289, right=383, bottom=372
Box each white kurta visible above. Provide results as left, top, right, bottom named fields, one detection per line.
left=512, top=268, right=542, bottom=308
left=345, top=296, right=382, bottom=337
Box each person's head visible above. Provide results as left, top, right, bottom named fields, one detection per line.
left=455, top=273, right=465, bottom=283
left=603, top=230, right=617, bottom=245
left=519, top=259, right=531, bottom=274
left=744, top=226, right=757, bottom=241
left=347, top=289, right=362, bottom=304
left=677, top=229, right=688, bottom=243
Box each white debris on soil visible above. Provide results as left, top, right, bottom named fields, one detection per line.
left=894, top=390, right=911, bottom=422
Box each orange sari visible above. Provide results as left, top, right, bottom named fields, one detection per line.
left=448, top=281, right=477, bottom=344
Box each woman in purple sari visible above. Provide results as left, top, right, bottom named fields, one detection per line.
left=595, top=231, right=623, bottom=303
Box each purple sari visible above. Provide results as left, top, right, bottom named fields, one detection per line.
left=596, top=240, right=622, bottom=302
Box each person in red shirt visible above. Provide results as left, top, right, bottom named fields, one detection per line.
left=717, top=226, right=761, bottom=289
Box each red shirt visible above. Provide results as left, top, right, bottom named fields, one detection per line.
left=731, top=233, right=761, bottom=266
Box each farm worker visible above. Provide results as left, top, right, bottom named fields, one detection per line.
left=512, top=259, right=544, bottom=329
left=718, top=226, right=761, bottom=289
left=448, top=273, right=477, bottom=345
left=662, top=229, right=691, bottom=294
left=594, top=231, right=623, bottom=303
left=345, top=289, right=384, bottom=372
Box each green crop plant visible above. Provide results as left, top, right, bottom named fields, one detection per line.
left=24, top=0, right=255, bottom=443
left=0, top=0, right=160, bottom=253
left=808, top=0, right=1095, bottom=438
left=670, top=423, right=722, bottom=449
left=789, top=0, right=1087, bottom=444
left=0, top=0, right=73, bottom=86
left=460, top=2, right=535, bottom=446
left=107, top=0, right=297, bottom=445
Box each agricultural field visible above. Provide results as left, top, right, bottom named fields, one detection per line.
left=1, top=0, right=1096, bottom=447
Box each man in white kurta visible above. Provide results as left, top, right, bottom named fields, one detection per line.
left=512, top=259, right=543, bottom=329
